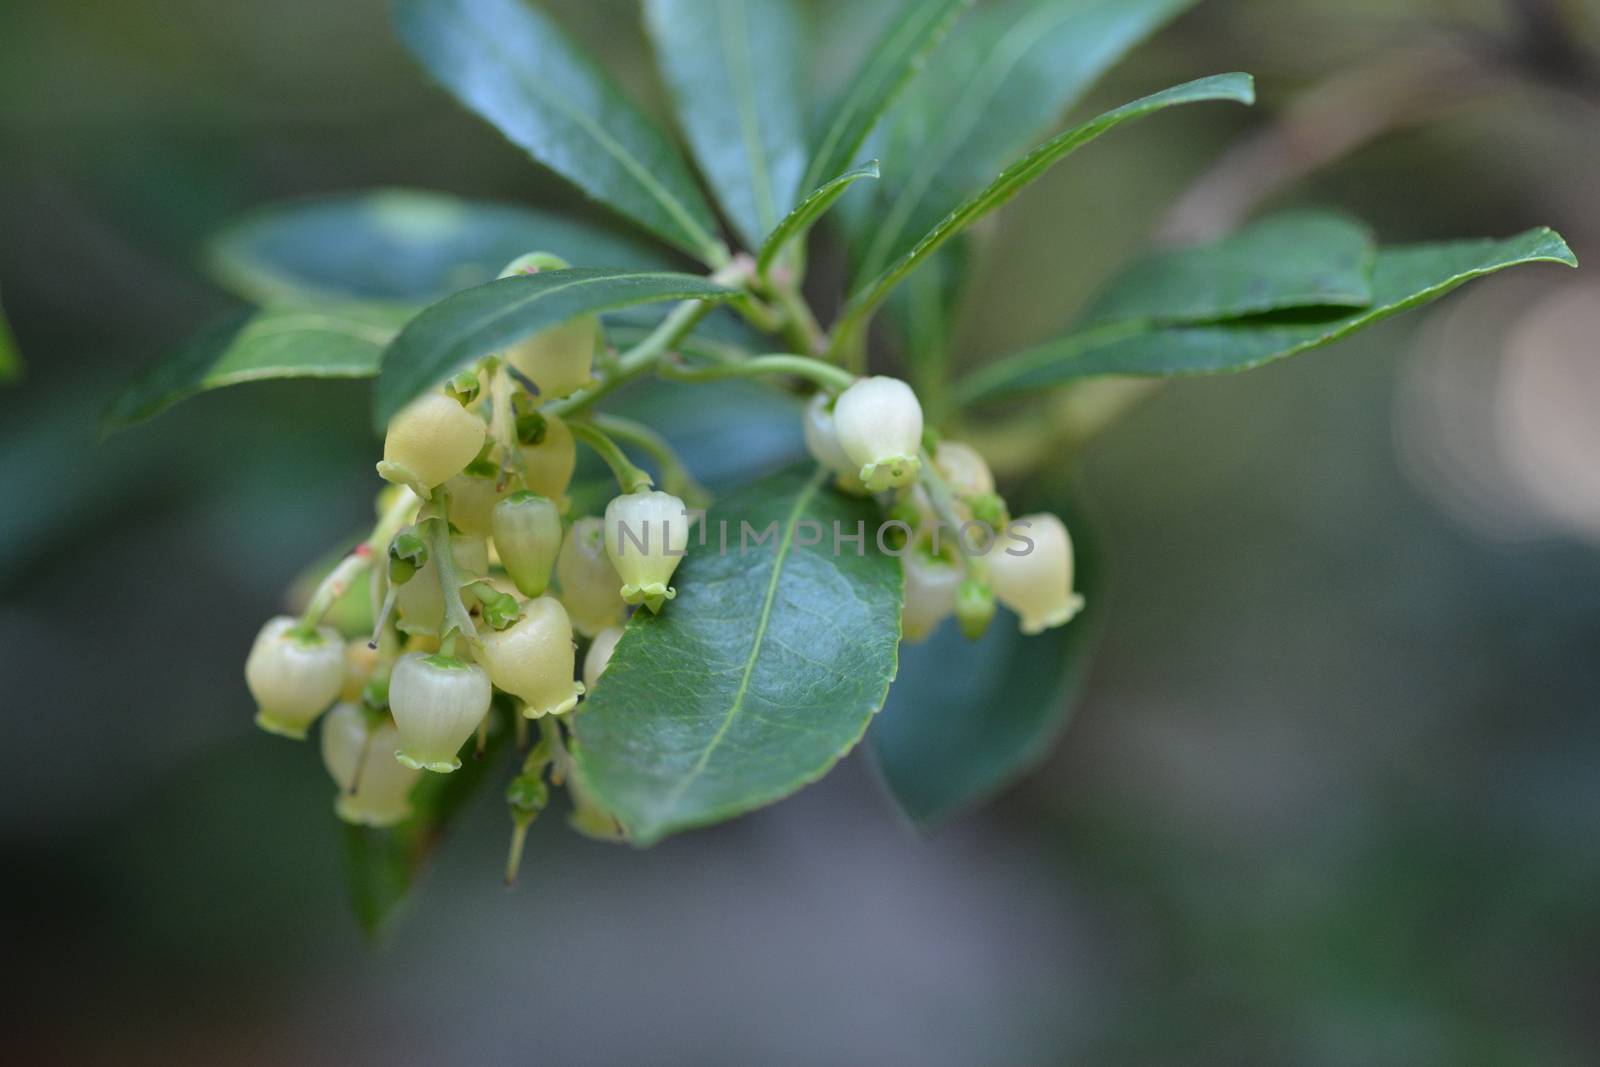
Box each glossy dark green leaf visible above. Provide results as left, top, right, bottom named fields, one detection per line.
left=833, top=74, right=1255, bottom=347
left=206, top=188, right=674, bottom=306
left=104, top=305, right=413, bottom=432
left=955, top=227, right=1579, bottom=405
left=843, top=0, right=1200, bottom=283
left=869, top=511, right=1101, bottom=826
left=393, top=0, right=723, bottom=260
left=1082, top=211, right=1376, bottom=326
left=755, top=161, right=879, bottom=276
left=571, top=465, right=903, bottom=845
left=342, top=708, right=511, bottom=935
left=374, top=268, right=734, bottom=427
left=0, top=291, right=20, bottom=383
left=645, top=0, right=809, bottom=250
left=800, top=0, right=974, bottom=196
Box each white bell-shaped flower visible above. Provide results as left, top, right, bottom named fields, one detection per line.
left=518, top=412, right=577, bottom=502
left=901, top=549, right=963, bottom=643
left=393, top=534, right=489, bottom=637
left=492, top=492, right=563, bottom=598
left=987, top=513, right=1085, bottom=635
left=475, top=596, right=583, bottom=718
left=583, top=626, right=624, bottom=691
left=556, top=517, right=626, bottom=637
left=604, top=490, right=690, bottom=613
left=377, top=391, right=486, bottom=499
left=933, top=440, right=994, bottom=499
left=442, top=468, right=503, bottom=537
left=833, top=376, right=923, bottom=491
left=388, top=651, right=492, bottom=772
left=320, top=702, right=421, bottom=827
left=245, top=616, right=344, bottom=739
left=802, top=393, right=870, bottom=494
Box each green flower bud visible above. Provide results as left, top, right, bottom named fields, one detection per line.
left=492, top=492, right=563, bottom=598
left=967, top=492, right=1009, bottom=531
left=393, top=533, right=489, bottom=637
left=320, top=702, right=421, bottom=827
left=582, top=625, right=623, bottom=691
left=245, top=616, right=345, bottom=739
left=901, top=548, right=962, bottom=643
left=388, top=651, right=492, bottom=773
left=604, top=490, right=690, bottom=613
left=387, top=530, right=429, bottom=586
left=475, top=596, right=584, bottom=718
left=556, top=517, right=626, bottom=638
left=518, top=411, right=577, bottom=502
left=376, top=391, right=487, bottom=499
left=512, top=399, right=547, bottom=446
left=506, top=772, right=549, bottom=818
left=833, top=376, right=923, bottom=492
left=442, top=469, right=504, bottom=538
left=955, top=577, right=996, bottom=641
left=988, top=513, right=1085, bottom=635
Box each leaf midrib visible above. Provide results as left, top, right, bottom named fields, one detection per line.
left=657, top=466, right=826, bottom=816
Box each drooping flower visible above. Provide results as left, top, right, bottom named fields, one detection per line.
left=802, top=392, right=870, bottom=494
left=388, top=651, right=492, bottom=773
left=499, top=253, right=599, bottom=399
left=556, top=517, right=626, bottom=637
left=901, top=546, right=963, bottom=643
left=604, top=490, right=690, bottom=612
left=518, top=411, right=577, bottom=502
left=832, top=376, right=923, bottom=492
left=376, top=390, right=486, bottom=499
left=583, top=626, right=624, bottom=691
left=987, top=513, right=1085, bottom=635
left=320, top=702, right=421, bottom=827
left=245, top=616, right=344, bottom=739
left=474, top=596, right=584, bottom=718
left=492, top=492, right=563, bottom=598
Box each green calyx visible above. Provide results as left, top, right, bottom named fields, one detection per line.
left=388, top=529, right=429, bottom=585
left=955, top=578, right=996, bottom=641
left=445, top=369, right=481, bottom=406
left=464, top=580, right=522, bottom=631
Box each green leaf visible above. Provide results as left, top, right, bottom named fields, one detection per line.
left=800, top=0, right=974, bottom=197
left=955, top=227, right=1579, bottom=405
left=869, top=511, right=1101, bottom=826
left=571, top=465, right=903, bottom=845
left=843, top=0, right=1200, bottom=283
left=393, top=0, right=723, bottom=261
left=0, top=290, right=21, bottom=384
left=207, top=188, right=674, bottom=307
left=833, top=73, right=1256, bottom=349
left=342, top=707, right=512, bottom=935
left=1082, top=211, right=1377, bottom=326
left=375, top=268, right=734, bottom=426
left=104, top=305, right=413, bottom=432
left=644, top=0, right=809, bottom=250
left=755, top=160, right=879, bottom=276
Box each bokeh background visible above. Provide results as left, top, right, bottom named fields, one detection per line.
left=3, top=0, right=1598, bottom=1063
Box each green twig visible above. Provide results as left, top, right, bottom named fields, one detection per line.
left=569, top=421, right=655, bottom=495
left=591, top=414, right=709, bottom=506
left=658, top=352, right=856, bottom=394
left=545, top=299, right=717, bottom=419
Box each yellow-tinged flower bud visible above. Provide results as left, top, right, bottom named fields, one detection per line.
left=475, top=596, right=583, bottom=718
left=320, top=703, right=420, bottom=826
left=833, top=376, right=923, bottom=491
left=556, top=517, right=625, bottom=637
left=442, top=469, right=503, bottom=537
left=901, top=548, right=963, bottom=643
left=388, top=651, right=492, bottom=772
left=492, top=492, right=562, bottom=598
left=933, top=440, right=994, bottom=499
left=377, top=391, right=487, bottom=499
left=246, top=616, right=344, bottom=739
left=497, top=253, right=600, bottom=401
left=988, top=513, right=1085, bottom=635
left=802, top=392, right=870, bottom=494
left=340, top=640, right=381, bottom=704
left=604, top=490, right=690, bottom=613
left=518, top=411, right=577, bottom=502
left=583, top=625, right=623, bottom=691
left=393, top=533, right=489, bottom=637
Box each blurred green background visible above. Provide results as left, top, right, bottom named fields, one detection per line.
left=2, top=0, right=1598, bottom=1063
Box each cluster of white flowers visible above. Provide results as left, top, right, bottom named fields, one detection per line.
left=806, top=376, right=1083, bottom=642
left=244, top=255, right=670, bottom=828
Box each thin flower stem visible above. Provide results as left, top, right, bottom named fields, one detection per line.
left=426, top=492, right=480, bottom=650
left=296, top=489, right=420, bottom=637
left=917, top=449, right=987, bottom=581
left=772, top=281, right=827, bottom=357
left=658, top=352, right=856, bottom=393
left=590, top=413, right=708, bottom=505
left=568, top=420, right=655, bottom=495
left=545, top=299, right=716, bottom=419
